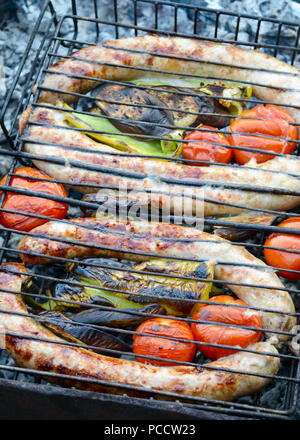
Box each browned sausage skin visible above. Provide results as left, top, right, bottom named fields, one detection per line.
left=0, top=263, right=280, bottom=401
left=17, top=218, right=296, bottom=344
left=37, top=35, right=300, bottom=123
left=19, top=36, right=300, bottom=216
left=22, top=105, right=300, bottom=216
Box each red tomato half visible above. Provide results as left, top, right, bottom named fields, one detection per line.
left=191, top=295, right=262, bottom=360
left=264, top=217, right=300, bottom=280
left=133, top=317, right=196, bottom=366
left=0, top=167, right=68, bottom=232
left=182, top=125, right=232, bottom=166
left=229, top=104, right=297, bottom=165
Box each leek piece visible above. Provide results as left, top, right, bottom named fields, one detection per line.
left=59, top=101, right=182, bottom=158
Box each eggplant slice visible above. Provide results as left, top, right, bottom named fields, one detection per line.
left=80, top=192, right=154, bottom=221
left=213, top=213, right=280, bottom=241
left=68, top=304, right=166, bottom=328
left=38, top=311, right=130, bottom=354
left=145, top=86, right=202, bottom=128
left=91, top=83, right=174, bottom=139
left=140, top=85, right=231, bottom=129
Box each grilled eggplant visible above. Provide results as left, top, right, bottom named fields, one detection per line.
left=38, top=310, right=130, bottom=354
left=131, top=79, right=252, bottom=126
left=80, top=192, right=142, bottom=218
left=91, top=83, right=174, bottom=139
left=213, top=213, right=279, bottom=241
left=145, top=85, right=231, bottom=128
left=145, top=85, right=203, bottom=128
left=67, top=258, right=214, bottom=316
left=68, top=304, right=166, bottom=328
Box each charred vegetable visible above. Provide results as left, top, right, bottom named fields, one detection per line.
left=91, top=83, right=174, bottom=139
left=67, top=258, right=214, bottom=316
left=213, top=213, right=279, bottom=241
left=145, top=85, right=202, bottom=128
left=39, top=310, right=130, bottom=354
left=44, top=273, right=147, bottom=311
left=191, top=98, right=231, bottom=128
left=197, top=83, right=252, bottom=115
left=80, top=192, right=150, bottom=220
left=131, top=77, right=252, bottom=120
left=60, top=102, right=182, bottom=157
left=69, top=304, right=166, bottom=328
left=145, top=85, right=231, bottom=129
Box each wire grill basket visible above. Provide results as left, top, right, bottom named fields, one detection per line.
left=0, top=0, right=300, bottom=420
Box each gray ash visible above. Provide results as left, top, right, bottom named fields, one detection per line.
left=1, top=0, right=299, bottom=142
left=0, top=0, right=300, bottom=419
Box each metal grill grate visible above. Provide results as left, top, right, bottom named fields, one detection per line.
left=0, top=0, right=300, bottom=420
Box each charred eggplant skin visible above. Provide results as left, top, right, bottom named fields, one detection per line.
left=91, top=83, right=174, bottom=139
left=145, top=85, right=203, bottom=128
left=38, top=310, right=130, bottom=354
left=213, top=213, right=280, bottom=241
left=69, top=304, right=166, bottom=328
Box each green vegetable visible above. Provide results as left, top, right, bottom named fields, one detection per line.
left=198, top=83, right=252, bottom=116
left=67, top=258, right=214, bottom=316
left=59, top=101, right=182, bottom=157
left=160, top=129, right=185, bottom=153
left=27, top=258, right=214, bottom=315
left=49, top=278, right=145, bottom=311
left=25, top=274, right=142, bottom=312
left=130, top=76, right=252, bottom=116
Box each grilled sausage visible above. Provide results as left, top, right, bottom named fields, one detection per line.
left=21, top=105, right=300, bottom=216
left=37, top=35, right=300, bottom=123
left=0, top=263, right=280, bottom=401
left=254, top=155, right=300, bottom=176
left=18, top=218, right=296, bottom=344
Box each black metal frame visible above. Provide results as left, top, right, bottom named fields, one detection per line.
left=0, top=0, right=300, bottom=420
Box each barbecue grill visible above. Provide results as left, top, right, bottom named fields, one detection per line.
left=0, top=0, right=300, bottom=420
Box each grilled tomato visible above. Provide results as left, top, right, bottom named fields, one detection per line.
left=228, top=104, right=297, bottom=165
left=264, top=217, right=300, bottom=280
left=132, top=317, right=196, bottom=366
left=182, top=125, right=232, bottom=166
left=191, top=295, right=262, bottom=360
left=0, top=167, right=68, bottom=232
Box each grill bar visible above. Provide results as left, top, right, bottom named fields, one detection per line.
left=3, top=236, right=300, bottom=295
left=56, top=12, right=300, bottom=55
left=28, top=116, right=300, bottom=148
